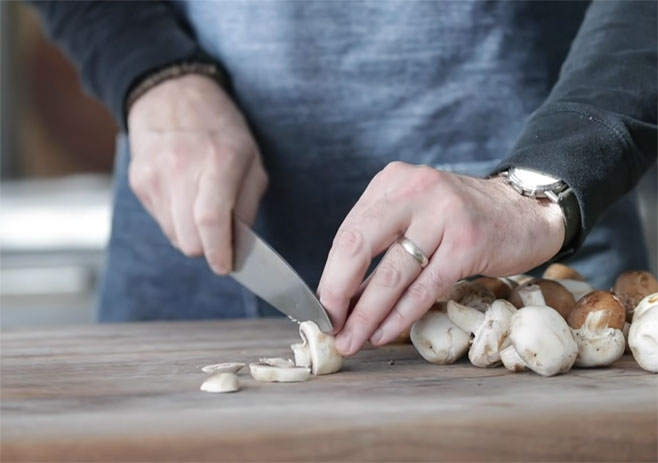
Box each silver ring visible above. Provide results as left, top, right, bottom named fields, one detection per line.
left=397, top=236, right=429, bottom=268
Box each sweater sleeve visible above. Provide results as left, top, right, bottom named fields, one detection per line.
left=492, top=0, right=657, bottom=253
left=26, top=0, right=223, bottom=128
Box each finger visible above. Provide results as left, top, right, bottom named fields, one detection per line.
left=369, top=240, right=464, bottom=346
left=334, top=234, right=433, bottom=356
left=170, top=169, right=203, bottom=257
left=195, top=156, right=250, bottom=275
left=318, top=197, right=411, bottom=333
left=234, top=154, right=268, bottom=226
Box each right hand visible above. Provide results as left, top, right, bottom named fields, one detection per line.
left=127, top=74, right=268, bottom=274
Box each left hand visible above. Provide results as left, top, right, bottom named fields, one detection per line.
left=317, top=161, right=566, bottom=356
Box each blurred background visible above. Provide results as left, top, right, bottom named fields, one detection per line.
left=0, top=3, right=656, bottom=327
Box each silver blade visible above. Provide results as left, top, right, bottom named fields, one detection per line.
left=230, top=219, right=333, bottom=332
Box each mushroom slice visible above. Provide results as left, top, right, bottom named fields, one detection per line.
left=291, top=321, right=342, bottom=375
left=447, top=299, right=517, bottom=367
left=504, top=304, right=578, bottom=377
left=572, top=310, right=625, bottom=368
left=629, top=292, right=658, bottom=373
left=249, top=363, right=311, bottom=382
left=201, top=362, right=246, bottom=374
left=200, top=373, right=240, bottom=393
left=258, top=357, right=295, bottom=368
left=612, top=271, right=658, bottom=322
left=410, top=303, right=470, bottom=364
left=509, top=279, right=575, bottom=319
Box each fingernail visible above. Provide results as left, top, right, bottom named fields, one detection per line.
left=370, top=328, right=385, bottom=345
left=335, top=334, right=353, bottom=355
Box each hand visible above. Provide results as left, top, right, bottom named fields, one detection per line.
left=318, top=162, right=565, bottom=356
left=127, top=74, right=268, bottom=274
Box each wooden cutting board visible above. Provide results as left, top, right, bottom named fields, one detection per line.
left=1, top=319, right=656, bottom=462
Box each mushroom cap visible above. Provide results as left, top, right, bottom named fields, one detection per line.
left=628, top=307, right=658, bottom=373
left=468, top=299, right=517, bottom=368
left=568, top=291, right=625, bottom=330
left=572, top=311, right=625, bottom=367
left=200, top=373, right=240, bottom=393
left=410, top=304, right=470, bottom=364
left=632, top=292, right=658, bottom=323
left=509, top=279, right=575, bottom=319
left=543, top=263, right=585, bottom=282
left=473, top=277, right=514, bottom=300
left=438, top=281, right=495, bottom=311
left=555, top=279, right=594, bottom=302
left=249, top=364, right=311, bottom=382
left=508, top=305, right=578, bottom=376
left=612, top=270, right=658, bottom=321
left=298, top=321, right=343, bottom=375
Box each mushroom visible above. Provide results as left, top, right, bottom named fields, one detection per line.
left=249, top=363, right=311, bottom=382
left=554, top=279, right=594, bottom=302
left=501, top=285, right=578, bottom=376
left=628, top=292, right=658, bottom=373
left=570, top=311, right=625, bottom=368
left=200, top=362, right=246, bottom=374
left=200, top=372, right=240, bottom=393
left=568, top=291, right=625, bottom=330
left=612, top=270, right=658, bottom=322
left=543, top=263, right=585, bottom=281
left=290, top=321, right=342, bottom=375
left=509, top=278, right=575, bottom=319
left=437, top=281, right=496, bottom=311
left=506, top=274, right=534, bottom=286
left=447, top=299, right=517, bottom=367
left=258, top=357, right=295, bottom=368
left=410, top=303, right=470, bottom=364
left=472, top=277, right=515, bottom=300
left=566, top=291, right=626, bottom=367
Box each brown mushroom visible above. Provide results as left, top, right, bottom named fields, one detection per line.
left=473, top=277, right=514, bottom=300
left=543, top=263, right=585, bottom=282
left=612, top=270, right=658, bottom=322
left=509, top=278, right=575, bottom=319
left=567, top=290, right=625, bottom=330
left=437, top=281, right=496, bottom=311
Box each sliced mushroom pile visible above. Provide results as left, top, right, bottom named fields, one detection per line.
left=410, top=266, right=658, bottom=376
left=199, top=320, right=343, bottom=393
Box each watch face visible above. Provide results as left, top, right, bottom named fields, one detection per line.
left=509, top=168, right=562, bottom=190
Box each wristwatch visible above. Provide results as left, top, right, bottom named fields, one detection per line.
left=498, top=167, right=581, bottom=253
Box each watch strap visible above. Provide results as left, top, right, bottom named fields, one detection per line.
left=555, top=186, right=581, bottom=254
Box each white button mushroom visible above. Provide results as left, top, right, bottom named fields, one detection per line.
left=249, top=363, right=311, bottom=382
left=200, top=372, right=240, bottom=393
left=447, top=299, right=517, bottom=367
left=410, top=303, right=470, bottom=364
left=290, top=321, right=342, bottom=375
left=629, top=292, right=658, bottom=373
left=567, top=291, right=626, bottom=368
left=502, top=285, right=578, bottom=377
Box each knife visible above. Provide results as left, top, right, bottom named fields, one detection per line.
left=230, top=219, right=333, bottom=333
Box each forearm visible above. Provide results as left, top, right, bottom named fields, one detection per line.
left=494, top=0, right=657, bottom=254
left=27, top=0, right=224, bottom=127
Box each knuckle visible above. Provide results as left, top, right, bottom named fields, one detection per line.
left=407, top=281, right=431, bottom=304
left=373, top=262, right=400, bottom=288
left=128, top=163, right=156, bottom=197
left=350, top=309, right=373, bottom=328
left=194, top=206, right=221, bottom=228
left=333, top=227, right=363, bottom=256
left=178, top=242, right=203, bottom=258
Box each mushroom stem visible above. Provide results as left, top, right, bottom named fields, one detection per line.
left=446, top=301, right=485, bottom=333
left=500, top=345, right=527, bottom=372
left=518, top=284, right=547, bottom=307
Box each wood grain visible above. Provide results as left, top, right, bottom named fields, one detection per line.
left=1, top=319, right=656, bottom=462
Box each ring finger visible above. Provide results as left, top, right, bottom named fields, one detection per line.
left=335, top=227, right=440, bottom=356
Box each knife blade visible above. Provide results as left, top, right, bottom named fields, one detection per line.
left=230, top=219, right=333, bottom=332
